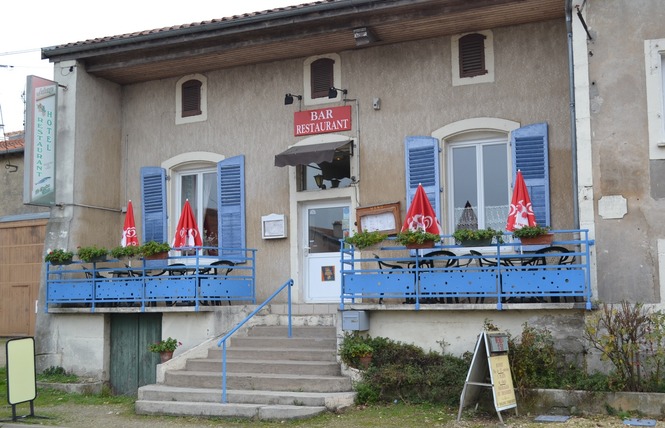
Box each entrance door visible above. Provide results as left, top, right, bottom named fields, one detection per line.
left=304, top=202, right=350, bottom=302
left=110, top=313, right=161, bottom=395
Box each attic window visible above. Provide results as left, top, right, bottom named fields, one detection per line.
left=310, top=58, right=334, bottom=99
left=452, top=30, right=494, bottom=86
left=182, top=79, right=202, bottom=117
left=459, top=33, right=487, bottom=78
left=175, top=74, right=207, bottom=125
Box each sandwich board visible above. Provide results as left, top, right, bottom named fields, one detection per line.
left=457, top=330, right=517, bottom=424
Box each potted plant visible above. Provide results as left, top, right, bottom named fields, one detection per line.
left=340, top=337, right=374, bottom=369
left=344, top=230, right=388, bottom=250
left=139, top=241, right=171, bottom=259
left=76, top=245, right=109, bottom=263
left=453, top=227, right=503, bottom=247
left=45, top=249, right=74, bottom=265
left=147, top=337, right=182, bottom=363
left=513, top=225, right=553, bottom=245
left=110, top=245, right=141, bottom=260
left=395, top=228, right=441, bottom=249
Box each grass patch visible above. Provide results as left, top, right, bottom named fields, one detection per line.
left=37, top=366, right=80, bottom=383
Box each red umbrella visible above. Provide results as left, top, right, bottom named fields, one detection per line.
left=506, top=170, right=537, bottom=231
left=172, top=199, right=203, bottom=248
left=121, top=200, right=139, bottom=247
left=401, top=184, right=442, bottom=234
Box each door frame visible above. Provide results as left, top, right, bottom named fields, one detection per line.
left=300, top=199, right=351, bottom=303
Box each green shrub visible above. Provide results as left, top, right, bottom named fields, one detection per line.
left=38, top=366, right=79, bottom=383
left=344, top=230, right=388, bottom=249
left=341, top=334, right=469, bottom=405
left=76, top=245, right=109, bottom=262
left=508, top=323, right=562, bottom=395
left=583, top=301, right=665, bottom=392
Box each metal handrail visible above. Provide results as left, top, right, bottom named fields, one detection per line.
left=216, top=278, right=293, bottom=403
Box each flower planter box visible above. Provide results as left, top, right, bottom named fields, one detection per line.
left=406, top=241, right=435, bottom=250
left=519, top=233, right=554, bottom=246
left=145, top=251, right=168, bottom=260
left=460, top=238, right=493, bottom=247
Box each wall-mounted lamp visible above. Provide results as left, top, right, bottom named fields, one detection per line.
left=284, top=93, right=302, bottom=105
left=314, top=174, right=326, bottom=189
left=353, top=27, right=378, bottom=46
left=328, top=87, right=348, bottom=99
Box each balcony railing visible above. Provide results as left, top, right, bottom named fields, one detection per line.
left=340, top=229, right=594, bottom=310
left=45, top=247, right=256, bottom=312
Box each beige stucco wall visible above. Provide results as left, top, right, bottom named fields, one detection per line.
left=584, top=0, right=664, bottom=304
left=357, top=308, right=586, bottom=358
left=34, top=15, right=597, bottom=377
left=116, top=18, right=571, bottom=302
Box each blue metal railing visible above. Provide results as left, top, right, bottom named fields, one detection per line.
left=216, top=278, right=293, bottom=403
left=45, top=247, right=256, bottom=312
left=341, top=229, right=595, bottom=310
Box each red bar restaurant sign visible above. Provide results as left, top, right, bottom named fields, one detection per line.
left=294, top=105, right=352, bottom=136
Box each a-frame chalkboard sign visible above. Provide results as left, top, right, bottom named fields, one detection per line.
left=457, top=330, right=517, bottom=424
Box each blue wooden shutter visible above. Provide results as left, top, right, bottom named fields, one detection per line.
left=404, top=136, right=441, bottom=225
left=511, top=122, right=550, bottom=227
left=140, top=167, right=167, bottom=243
left=217, top=156, right=245, bottom=261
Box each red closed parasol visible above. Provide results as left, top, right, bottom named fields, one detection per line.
left=172, top=199, right=203, bottom=248
left=402, top=184, right=442, bottom=234
left=121, top=200, right=139, bottom=247
left=506, top=170, right=537, bottom=231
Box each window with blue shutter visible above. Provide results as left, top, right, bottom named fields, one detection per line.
left=404, top=136, right=441, bottom=224
left=217, top=156, right=246, bottom=262
left=140, top=167, right=167, bottom=243
left=511, top=122, right=550, bottom=226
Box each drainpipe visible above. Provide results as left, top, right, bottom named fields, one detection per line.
left=565, top=0, right=580, bottom=229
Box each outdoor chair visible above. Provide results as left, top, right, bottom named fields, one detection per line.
left=373, top=254, right=405, bottom=304
left=199, top=260, right=235, bottom=306
left=417, top=250, right=458, bottom=303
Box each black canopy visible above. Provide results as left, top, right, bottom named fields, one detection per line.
left=274, top=141, right=351, bottom=167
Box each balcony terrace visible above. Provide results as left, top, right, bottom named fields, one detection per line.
left=340, top=230, right=594, bottom=310
left=45, top=248, right=256, bottom=312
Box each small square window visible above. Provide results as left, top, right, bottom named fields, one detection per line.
left=452, top=30, right=494, bottom=86
left=459, top=33, right=487, bottom=78
left=175, top=74, right=207, bottom=125
left=181, top=80, right=202, bottom=117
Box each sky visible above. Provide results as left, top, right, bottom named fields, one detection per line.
left=0, top=0, right=304, bottom=134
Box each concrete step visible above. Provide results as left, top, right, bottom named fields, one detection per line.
left=247, top=326, right=336, bottom=338
left=164, top=370, right=352, bottom=392
left=186, top=358, right=341, bottom=375
left=229, top=336, right=336, bottom=349
left=208, top=347, right=337, bottom=361
left=135, top=399, right=327, bottom=420
left=138, top=384, right=355, bottom=407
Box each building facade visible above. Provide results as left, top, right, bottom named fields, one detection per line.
left=32, top=0, right=664, bottom=382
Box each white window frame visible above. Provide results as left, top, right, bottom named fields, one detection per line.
left=451, top=30, right=495, bottom=86
left=303, top=53, right=342, bottom=106
left=645, top=39, right=665, bottom=159
left=433, top=118, right=520, bottom=233
left=446, top=135, right=510, bottom=232
left=162, top=152, right=223, bottom=242
left=175, top=73, right=208, bottom=125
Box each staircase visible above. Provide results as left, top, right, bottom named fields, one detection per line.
left=136, top=325, right=356, bottom=420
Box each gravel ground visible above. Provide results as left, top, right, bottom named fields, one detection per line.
left=1, top=401, right=655, bottom=428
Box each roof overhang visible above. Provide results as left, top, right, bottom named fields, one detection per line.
left=41, top=0, right=564, bottom=85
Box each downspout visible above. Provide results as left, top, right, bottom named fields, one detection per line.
left=566, top=0, right=580, bottom=229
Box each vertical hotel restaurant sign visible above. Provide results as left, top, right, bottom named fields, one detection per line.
left=24, top=75, right=57, bottom=205
left=293, top=105, right=352, bottom=136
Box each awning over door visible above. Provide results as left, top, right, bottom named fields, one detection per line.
left=274, top=140, right=351, bottom=167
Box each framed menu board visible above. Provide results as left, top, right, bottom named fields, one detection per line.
left=355, top=202, right=401, bottom=235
